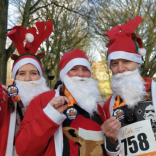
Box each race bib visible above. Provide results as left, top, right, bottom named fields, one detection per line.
left=118, top=120, right=156, bottom=156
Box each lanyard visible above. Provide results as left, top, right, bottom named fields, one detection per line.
left=64, top=88, right=77, bottom=107
left=113, top=95, right=126, bottom=110
left=64, top=88, right=78, bottom=120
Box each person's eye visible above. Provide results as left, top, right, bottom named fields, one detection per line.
left=71, top=68, right=77, bottom=71
left=124, top=60, right=130, bottom=63
left=83, top=68, right=89, bottom=71
left=31, top=72, right=38, bottom=75
left=111, top=62, right=117, bottom=66
left=18, top=72, right=25, bottom=75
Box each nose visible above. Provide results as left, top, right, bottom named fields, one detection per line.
left=24, top=73, right=31, bottom=81
left=118, top=63, right=125, bottom=73
left=77, top=69, right=84, bottom=77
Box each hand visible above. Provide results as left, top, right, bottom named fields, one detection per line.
left=49, top=96, right=69, bottom=114
left=0, top=84, right=8, bottom=102
left=101, top=117, right=121, bottom=144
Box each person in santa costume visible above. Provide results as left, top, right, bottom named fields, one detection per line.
left=102, top=16, right=156, bottom=156
left=15, top=48, right=121, bottom=156
left=0, top=20, right=53, bottom=156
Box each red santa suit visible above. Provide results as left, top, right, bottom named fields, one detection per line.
left=0, top=81, right=50, bottom=156
left=0, top=20, right=53, bottom=156
left=15, top=86, right=109, bottom=156
left=102, top=16, right=154, bottom=156
left=15, top=48, right=122, bottom=156
left=0, top=91, right=17, bottom=156
left=103, top=77, right=156, bottom=155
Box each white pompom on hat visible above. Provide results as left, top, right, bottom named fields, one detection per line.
left=25, top=33, right=34, bottom=43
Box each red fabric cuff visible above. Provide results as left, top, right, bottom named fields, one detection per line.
left=0, top=83, right=4, bottom=101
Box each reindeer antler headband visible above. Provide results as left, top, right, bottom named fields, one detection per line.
left=7, top=20, right=53, bottom=79
left=105, top=16, right=146, bottom=68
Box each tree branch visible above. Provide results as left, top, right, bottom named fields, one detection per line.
left=30, top=0, right=42, bottom=11
left=30, top=1, right=85, bottom=17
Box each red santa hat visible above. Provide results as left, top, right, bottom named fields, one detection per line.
left=59, top=48, right=91, bottom=82
left=105, top=16, right=146, bottom=68
left=7, top=20, right=53, bottom=79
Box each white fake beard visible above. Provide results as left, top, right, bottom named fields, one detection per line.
left=111, top=69, right=147, bottom=108
left=15, top=77, right=50, bottom=109
left=63, top=75, right=103, bottom=116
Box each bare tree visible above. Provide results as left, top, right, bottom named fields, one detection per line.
left=1, top=0, right=94, bottom=86
left=0, top=0, right=44, bottom=84
left=88, top=0, right=156, bottom=78
left=0, top=0, right=9, bottom=84
left=30, top=0, right=92, bottom=87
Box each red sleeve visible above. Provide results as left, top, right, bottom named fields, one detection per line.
left=103, top=96, right=112, bottom=119
left=15, top=90, right=60, bottom=156
left=0, top=84, right=4, bottom=101
left=0, top=95, right=10, bottom=156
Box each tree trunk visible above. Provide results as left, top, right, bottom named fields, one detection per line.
left=0, top=0, right=8, bottom=84
left=22, top=0, right=32, bottom=27
left=0, top=53, right=8, bottom=84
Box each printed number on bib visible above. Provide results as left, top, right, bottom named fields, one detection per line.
left=121, top=133, right=149, bottom=155
left=118, top=120, right=156, bottom=156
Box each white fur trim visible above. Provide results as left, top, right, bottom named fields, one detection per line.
left=104, top=94, right=123, bottom=156
left=152, top=80, right=156, bottom=113
left=108, top=51, right=142, bottom=68
left=43, top=104, right=66, bottom=125
left=110, top=93, right=116, bottom=116
left=12, top=58, right=42, bottom=79
left=138, top=48, right=146, bottom=56
left=25, top=33, right=34, bottom=43
left=43, top=86, right=65, bottom=156
left=79, top=128, right=104, bottom=141
left=54, top=86, right=64, bottom=156
left=55, top=85, right=61, bottom=97
left=54, top=125, right=63, bottom=156
left=60, top=58, right=91, bottom=82
left=5, top=105, right=16, bottom=156
left=104, top=136, right=122, bottom=156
